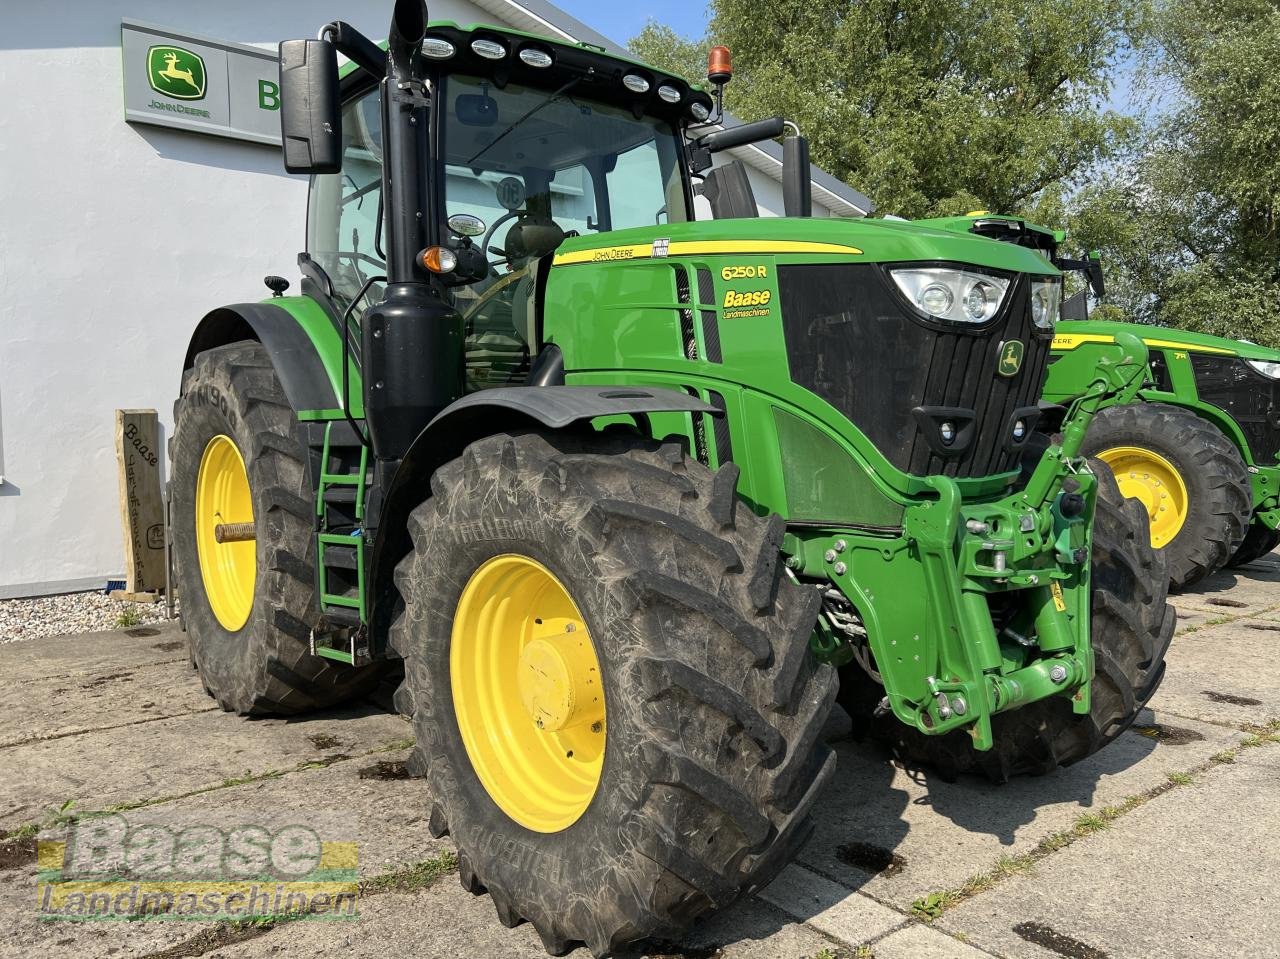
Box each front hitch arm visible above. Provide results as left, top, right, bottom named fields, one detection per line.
left=1024, top=331, right=1149, bottom=509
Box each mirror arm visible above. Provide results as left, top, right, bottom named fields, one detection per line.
left=696, top=116, right=786, bottom=154
left=318, top=21, right=387, bottom=79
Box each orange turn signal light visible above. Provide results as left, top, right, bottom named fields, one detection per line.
left=419, top=245, right=458, bottom=274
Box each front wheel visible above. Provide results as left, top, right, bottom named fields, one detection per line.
left=839, top=461, right=1175, bottom=782
left=1085, top=402, right=1251, bottom=589
left=390, top=430, right=836, bottom=956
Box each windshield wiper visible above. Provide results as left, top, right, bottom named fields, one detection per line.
left=467, top=77, right=582, bottom=166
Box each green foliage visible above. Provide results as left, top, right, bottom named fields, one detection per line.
left=631, top=0, right=1143, bottom=218
left=911, top=890, right=949, bottom=920
left=363, top=851, right=459, bottom=892
left=1067, top=0, right=1280, bottom=342
left=114, top=606, right=143, bottom=628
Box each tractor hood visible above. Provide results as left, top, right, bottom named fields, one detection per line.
left=551, top=217, right=1060, bottom=276
left=1055, top=319, right=1280, bottom=363
left=911, top=213, right=1061, bottom=255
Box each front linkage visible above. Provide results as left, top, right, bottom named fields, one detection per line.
left=799, top=332, right=1149, bottom=751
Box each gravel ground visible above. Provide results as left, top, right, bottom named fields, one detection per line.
left=0, top=591, right=175, bottom=643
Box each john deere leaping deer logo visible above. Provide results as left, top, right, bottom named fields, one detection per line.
left=147, top=46, right=207, bottom=100
left=997, top=339, right=1025, bottom=377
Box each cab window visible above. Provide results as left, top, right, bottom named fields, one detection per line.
left=307, top=90, right=385, bottom=311
left=440, top=75, right=687, bottom=390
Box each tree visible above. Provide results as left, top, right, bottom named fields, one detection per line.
left=1066, top=0, right=1280, bottom=342
left=631, top=0, right=1143, bottom=218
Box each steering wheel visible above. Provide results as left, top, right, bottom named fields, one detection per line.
left=479, top=210, right=522, bottom=266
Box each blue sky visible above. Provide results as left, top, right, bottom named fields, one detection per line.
left=555, top=0, right=711, bottom=48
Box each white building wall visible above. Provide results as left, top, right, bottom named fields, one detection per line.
left=0, top=0, right=490, bottom=597
left=0, top=1, right=845, bottom=597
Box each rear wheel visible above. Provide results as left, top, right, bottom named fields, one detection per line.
left=1227, top=520, right=1280, bottom=568
left=839, top=461, right=1175, bottom=782
left=171, top=341, right=381, bottom=714
left=391, top=430, right=835, bottom=957
left=1084, top=403, right=1251, bottom=589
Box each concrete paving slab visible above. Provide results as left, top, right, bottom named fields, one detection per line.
left=97, top=748, right=438, bottom=880
left=0, top=749, right=449, bottom=959
left=1175, top=554, right=1280, bottom=610
left=0, top=620, right=186, bottom=683
left=679, top=895, right=843, bottom=959
left=939, top=754, right=1280, bottom=959
left=0, top=638, right=216, bottom=748
left=795, top=707, right=1241, bottom=910
left=0, top=864, right=217, bottom=959
left=1149, top=617, right=1280, bottom=727
left=757, top=862, right=904, bottom=946
left=203, top=876, right=844, bottom=959
left=0, top=703, right=411, bottom=831
left=873, top=922, right=998, bottom=958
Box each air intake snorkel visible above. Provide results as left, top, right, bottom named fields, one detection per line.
left=361, top=0, right=465, bottom=461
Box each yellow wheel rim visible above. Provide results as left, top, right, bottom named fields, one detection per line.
left=451, top=554, right=606, bottom=833
left=195, top=435, right=256, bottom=631
left=1096, top=446, right=1190, bottom=548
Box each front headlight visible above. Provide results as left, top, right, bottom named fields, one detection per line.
left=889, top=267, right=1011, bottom=324
left=1247, top=358, right=1280, bottom=379
left=1030, top=277, right=1062, bottom=330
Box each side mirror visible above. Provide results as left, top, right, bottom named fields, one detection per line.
left=279, top=39, right=342, bottom=174
left=1087, top=251, right=1106, bottom=299
left=447, top=213, right=487, bottom=237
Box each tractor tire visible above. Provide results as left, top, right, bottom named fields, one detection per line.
left=390, top=430, right=836, bottom=957
left=1083, top=402, right=1251, bottom=590
left=1227, top=520, right=1280, bottom=568
left=171, top=341, right=382, bottom=715
left=838, top=461, right=1175, bottom=782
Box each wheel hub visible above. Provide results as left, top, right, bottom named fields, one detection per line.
left=517, top=623, right=604, bottom=732
left=1096, top=446, right=1189, bottom=548
left=451, top=554, right=606, bottom=833
left=195, top=435, right=256, bottom=630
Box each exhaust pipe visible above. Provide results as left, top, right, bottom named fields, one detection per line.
left=782, top=121, right=812, bottom=218
left=363, top=0, right=465, bottom=462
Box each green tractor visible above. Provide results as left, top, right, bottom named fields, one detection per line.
left=1045, top=321, right=1280, bottom=585
left=919, top=212, right=1275, bottom=588
left=170, top=4, right=1173, bottom=954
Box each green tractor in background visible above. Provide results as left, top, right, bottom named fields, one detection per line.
left=1045, top=322, right=1280, bottom=584
left=924, top=213, right=1277, bottom=589
left=169, top=4, right=1173, bottom=954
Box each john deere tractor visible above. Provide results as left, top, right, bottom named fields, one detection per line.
left=917, top=213, right=1275, bottom=588
left=1045, top=322, right=1280, bottom=584
left=170, top=4, right=1173, bottom=954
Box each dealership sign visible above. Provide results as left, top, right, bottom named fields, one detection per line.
left=122, top=20, right=282, bottom=146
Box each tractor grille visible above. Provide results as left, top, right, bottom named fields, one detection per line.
left=1191, top=353, right=1280, bottom=465
left=778, top=263, right=1053, bottom=478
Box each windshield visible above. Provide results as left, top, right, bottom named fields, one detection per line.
left=440, top=74, right=691, bottom=391
left=441, top=75, right=688, bottom=244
